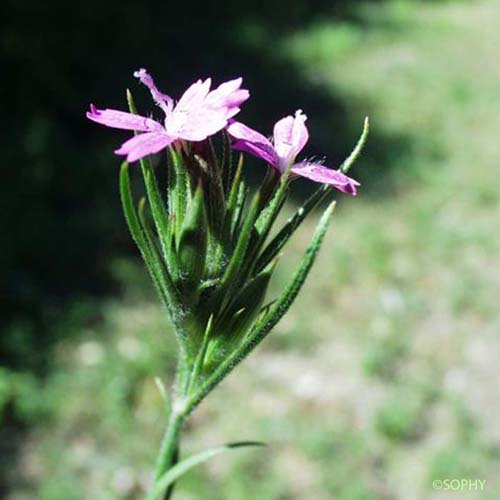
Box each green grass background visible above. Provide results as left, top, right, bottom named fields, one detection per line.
left=5, top=1, right=500, bottom=498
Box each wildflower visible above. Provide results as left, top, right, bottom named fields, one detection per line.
left=227, top=110, right=360, bottom=194
left=87, top=69, right=249, bottom=162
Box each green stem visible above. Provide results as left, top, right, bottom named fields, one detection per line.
left=150, top=355, right=189, bottom=500
left=152, top=408, right=184, bottom=500
left=148, top=344, right=249, bottom=499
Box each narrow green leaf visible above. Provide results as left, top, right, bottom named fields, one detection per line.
left=207, top=153, right=244, bottom=277
left=225, top=153, right=244, bottom=237
left=251, top=201, right=336, bottom=338
left=119, top=163, right=179, bottom=318
left=136, top=196, right=180, bottom=303
left=140, top=160, right=170, bottom=245
left=149, top=442, right=265, bottom=500
left=186, top=314, right=214, bottom=394
left=220, top=191, right=261, bottom=300
left=221, top=130, right=233, bottom=195
left=255, top=184, right=331, bottom=274
left=254, top=171, right=290, bottom=236
left=126, top=88, right=139, bottom=114
left=231, top=181, right=249, bottom=239
left=257, top=167, right=281, bottom=209
left=227, top=153, right=244, bottom=208
left=154, top=377, right=170, bottom=413
left=340, top=116, right=369, bottom=173
left=126, top=90, right=179, bottom=279
left=137, top=196, right=166, bottom=262
left=239, top=171, right=290, bottom=280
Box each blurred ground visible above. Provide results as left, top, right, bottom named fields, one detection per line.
left=3, top=0, right=500, bottom=499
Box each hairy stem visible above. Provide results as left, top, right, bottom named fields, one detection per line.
left=151, top=409, right=184, bottom=500
left=150, top=354, right=189, bottom=500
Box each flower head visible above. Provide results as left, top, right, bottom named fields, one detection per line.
left=87, top=69, right=249, bottom=162
left=227, top=110, right=360, bottom=195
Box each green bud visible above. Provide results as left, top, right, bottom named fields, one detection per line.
left=221, top=267, right=274, bottom=339
left=205, top=263, right=276, bottom=369
left=177, top=184, right=208, bottom=292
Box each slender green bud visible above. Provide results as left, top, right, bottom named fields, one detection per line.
left=177, top=184, right=208, bottom=291
left=205, top=262, right=276, bottom=368
left=221, top=266, right=274, bottom=340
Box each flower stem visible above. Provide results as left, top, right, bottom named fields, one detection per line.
left=152, top=408, right=184, bottom=500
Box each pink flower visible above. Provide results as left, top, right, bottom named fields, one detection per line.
left=87, top=69, right=249, bottom=162
left=227, top=110, right=360, bottom=195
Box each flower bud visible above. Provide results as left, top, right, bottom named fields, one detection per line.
left=177, top=184, right=207, bottom=295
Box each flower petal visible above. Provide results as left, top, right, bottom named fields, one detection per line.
left=166, top=79, right=213, bottom=137
left=227, top=121, right=279, bottom=166
left=204, top=78, right=250, bottom=114
left=87, top=104, right=163, bottom=132
left=176, top=108, right=228, bottom=141
left=291, top=162, right=360, bottom=195
left=227, top=121, right=273, bottom=148
left=175, top=78, right=212, bottom=112
left=134, top=68, right=174, bottom=115
left=232, top=140, right=279, bottom=167
left=273, top=110, right=309, bottom=165
left=114, top=132, right=175, bottom=162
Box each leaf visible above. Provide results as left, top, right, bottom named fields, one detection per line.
left=254, top=170, right=289, bottom=237
left=120, top=162, right=182, bottom=340
left=220, top=191, right=261, bottom=302
left=251, top=201, right=336, bottom=339
left=149, top=442, right=265, bottom=500
left=339, top=116, right=369, bottom=173
left=154, top=377, right=170, bottom=412
left=238, top=170, right=290, bottom=280
left=254, top=184, right=331, bottom=274
left=225, top=153, right=244, bottom=236
left=127, top=89, right=179, bottom=279
left=221, top=130, right=234, bottom=195
left=231, top=181, right=249, bottom=240
left=186, top=314, right=214, bottom=394
left=257, top=166, right=281, bottom=209
left=137, top=196, right=169, bottom=267
left=119, top=162, right=178, bottom=317
left=206, top=153, right=244, bottom=278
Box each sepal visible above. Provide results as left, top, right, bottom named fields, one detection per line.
left=177, top=184, right=208, bottom=297
left=207, top=261, right=276, bottom=366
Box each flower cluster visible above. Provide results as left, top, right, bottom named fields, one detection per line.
left=87, top=69, right=359, bottom=193
left=87, top=70, right=367, bottom=500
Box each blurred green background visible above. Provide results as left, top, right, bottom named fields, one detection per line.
left=2, top=0, right=499, bottom=498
